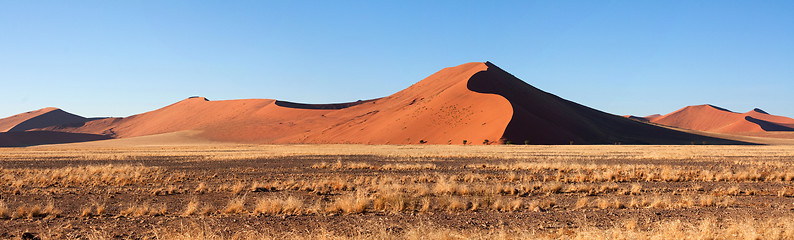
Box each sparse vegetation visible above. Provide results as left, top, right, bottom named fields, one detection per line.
left=0, top=201, right=9, bottom=219
left=254, top=196, right=305, bottom=215
left=1, top=145, right=794, bottom=239
left=120, top=203, right=167, bottom=217
left=222, top=197, right=246, bottom=214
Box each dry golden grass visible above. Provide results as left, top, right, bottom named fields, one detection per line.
left=574, top=197, right=589, bottom=209
left=15, top=144, right=779, bottom=160
left=181, top=199, right=214, bottom=217
left=0, top=164, right=173, bottom=191
left=80, top=205, right=95, bottom=218
left=326, top=190, right=370, bottom=214
left=9, top=202, right=59, bottom=219
left=153, top=185, right=182, bottom=196
left=230, top=181, right=247, bottom=195
left=596, top=197, right=624, bottom=209
left=432, top=175, right=470, bottom=196
left=120, top=203, right=167, bottom=217
left=4, top=145, right=794, bottom=239
left=371, top=190, right=409, bottom=213
left=0, top=200, right=8, bottom=219
left=311, top=161, right=437, bottom=171
left=493, top=198, right=522, bottom=212
left=182, top=199, right=200, bottom=217
left=222, top=197, right=246, bottom=214
left=29, top=215, right=794, bottom=239
left=465, top=161, right=794, bottom=183
left=778, top=186, right=794, bottom=197
left=254, top=196, right=305, bottom=215
left=194, top=182, right=209, bottom=194
left=381, top=163, right=437, bottom=170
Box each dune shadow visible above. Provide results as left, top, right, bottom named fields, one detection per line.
left=274, top=98, right=381, bottom=110
left=466, top=62, right=753, bottom=145
left=8, top=109, right=93, bottom=132
left=745, top=116, right=794, bottom=131
left=706, top=104, right=734, bottom=113
left=0, top=131, right=112, bottom=147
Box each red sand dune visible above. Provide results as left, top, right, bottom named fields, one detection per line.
left=0, top=107, right=93, bottom=132
left=44, top=63, right=512, bottom=144
left=649, top=105, right=794, bottom=133
left=644, top=114, right=663, bottom=122
left=623, top=114, right=662, bottom=122
left=36, top=62, right=744, bottom=145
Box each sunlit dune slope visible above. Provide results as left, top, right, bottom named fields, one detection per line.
left=44, top=62, right=512, bottom=144
left=35, top=62, right=748, bottom=145
left=0, top=107, right=92, bottom=132
left=651, top=105, right=794, bottom=133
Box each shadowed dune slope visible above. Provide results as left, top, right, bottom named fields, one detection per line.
left=746, top=108, right=794, bottom=128
left=0, top=107, right=93, bottom=132
left=0, top=131, right=111, bottom=147
left=650, top=105, right=794, bottom=133
left=274, top=99, right=379, bottom=109
left=35, top=62, right=749, bottom=145
left=467, top=62, right=743, bottom=144
left=744, top=116, right=794, bottom=131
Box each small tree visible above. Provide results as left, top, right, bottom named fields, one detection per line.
left=462, top=140, right=468, bottom=145
left=524, top=140, right=530, bottom=145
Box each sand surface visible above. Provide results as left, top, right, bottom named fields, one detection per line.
left=43, top=63, right=512, bottom=145
left=50, top=130, right=225, bottom=147
left=650, top=105, right=794, bottom=133
left=8, top=62, right=760, bottom=146
left=0, top=107, right=91, bottom=132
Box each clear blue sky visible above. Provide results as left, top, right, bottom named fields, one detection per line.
left=1, top=1, right=792, bottom=118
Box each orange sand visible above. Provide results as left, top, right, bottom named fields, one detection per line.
left=38, top=62, right=743, bottom=145
left=0, top=107, right=91, bottom=132
left=43, top=63, right=512, bottom=145
left=651, top=105, right=794, bottom=133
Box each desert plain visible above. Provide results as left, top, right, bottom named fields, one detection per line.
left=2, top=144, right=794, bottom=239
left=2, top=62, right=794, bottom=239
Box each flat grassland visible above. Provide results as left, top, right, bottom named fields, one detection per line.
left=2, top=145, right=794, bottom=239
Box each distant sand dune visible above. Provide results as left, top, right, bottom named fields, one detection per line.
left=0, top=107, right=93, bottom=132
left=648, top=104, right=794, bottom=133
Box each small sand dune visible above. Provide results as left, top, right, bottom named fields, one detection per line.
left=644, top=114, right=663, bottom=122
left=623, top=114, right=663, bottom=122
left=649, top=104, right=794, bottom=133
left=0, top=107, right=93, bottom=132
